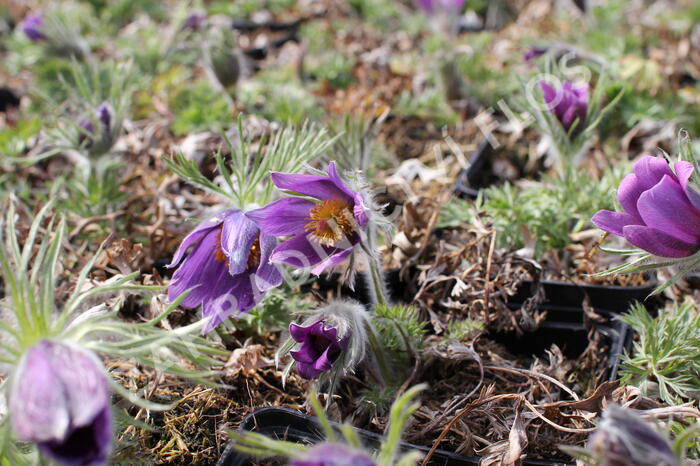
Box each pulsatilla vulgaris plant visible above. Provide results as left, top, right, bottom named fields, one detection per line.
left=19, top=3, right=89, bottom=59
left=0, top=201, right=223, bottom=465
left=592, top=134, right=700, bottom=293
left=230, top=385, right=425, bottom=466
left=520, top=58, right=623, bottom=167
left=165, top=119, right=336, bottom=332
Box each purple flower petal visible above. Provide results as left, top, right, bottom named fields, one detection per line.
left=253, top=232, right=283, bottom=293
left=617, top=173, right=645, bottom=219
left=675, top=161, right=700, bottom=211
left=201, top=274, right=256, bottom=333
left=221, top=210, right=259, bottom=275
left=10, top=341, right=112, bottom=466
left=271, top=163, right=355, bottom=204
left=310, top=247, right=354, bottom=276
left=167, top=210, right=236, bottom=268
left=168, top=228, right=228, bottom=308
left=636, top=175, right=700, bottom=243
left=271, top=233, right=357, bottom=275
left=291, top=443, right=376, bottom=466
left=245, top=198, right=315, bottom=236
left=22, top=13, right=46, bottom=42
left=591, top=210, right=642, bottom=237
left=633, top=156, right=675, bottom=190
left=623, top=225, right=699, bottom=258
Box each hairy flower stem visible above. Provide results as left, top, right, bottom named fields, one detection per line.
left=363, top=319, right=392, bottom=386
left=360, top=224, right=391, bottom=385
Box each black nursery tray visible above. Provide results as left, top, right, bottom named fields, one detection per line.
left=217, top=407, right=575, bottom=466
left=509, top=277, right=658, bottom=316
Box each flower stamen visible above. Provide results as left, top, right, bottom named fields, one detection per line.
left=305, top=199, right=354, bottom=247
left=247, top=235, right=261, bottom=270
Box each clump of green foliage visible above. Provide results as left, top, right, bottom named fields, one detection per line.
left=442, top=166, right=624, bottom=258
left=170, top=81, right=232, bottom=135
left=619, top=301, right=700, bottom=405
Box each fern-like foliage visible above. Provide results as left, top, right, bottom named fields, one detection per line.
left=372, top=304, right=428, bottom=353
left=619, top=301, right=700, bottom=405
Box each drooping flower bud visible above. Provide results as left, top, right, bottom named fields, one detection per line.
left=586, top=405, right=679, bottom=466
left=290, top=321, right=349, bottom=380
left=279, top=300, right=369, bottom=383
left=78, top=102, right=114, bottom=156
left=290, top=443, right=376, bottom=466
left=183, top=12, right=207, bottom=31
left=21, top=13, right=47, bottom=42
left=524, top=46, right=547, bottom=62
left=10, top=340, right=112, bottom=466
left=539, top=80, right=589, bottom=133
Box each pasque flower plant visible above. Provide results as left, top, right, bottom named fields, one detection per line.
left=165, top=120, right=335, bottom=332
left=0, top=201, right=222, bottom=465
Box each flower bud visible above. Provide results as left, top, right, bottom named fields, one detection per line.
left=21, top=13, right=47, bottom=42
left=539, top=80, right=589, bottom=133
left=77, top=102, right=115, bottom=156
left=290, top=443, right=376, bottom=466
left=587, top=405, right=679, bottom=466
left=10, top=340, right=112, bottom=466
left=290, top=321, right=349, bottom=380
left=183, top=12, right=207, bottom=31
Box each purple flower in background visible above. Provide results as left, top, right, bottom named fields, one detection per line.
left=592, top=156, right=700, bottom=258
left=78, top=102, right=112, bottom=149
left=289, top=321, right=349, bottom=380
left=183, top=12, right=207, bottom=31
left=247, top=162, right=369, bottom=276
left=416, top=0, right=465, bottom=14
left=168, top=209, right=283, bottom=333
left=539, top=80, right=589, bottom=132
left=587, top=405, right=679, bottom=466
left=291, top=443, right=376, bottom=466
left=21, top=13, right=47, bottom=42
left=10, top=340, right=112, bottom=466
left=524, top=46, right=547, bottom=62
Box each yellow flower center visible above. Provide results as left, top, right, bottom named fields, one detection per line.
left=247, top=235, right=261, bottom=270
left=305, top=199, right=355, bottom=247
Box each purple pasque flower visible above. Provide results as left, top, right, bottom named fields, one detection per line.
left=10, top=340, right=112, bottom=466
left=539, top=80, right=589, bottom=132
left=246, top=162, right=369, bottom=276
left=291, top=443, right=376, bottom=466
left=183, top=12, right=207, bottom=30
left=167, top=209, right=283, bottom=333
left=592, top=155, right=700, bottom=258
left=21, top=13, right=47, bottom=42
left=289, top=320, right=349, bottom=380
left=587, top=405, right=679, bottom=466
left=416, top=0, right=465, bottom=14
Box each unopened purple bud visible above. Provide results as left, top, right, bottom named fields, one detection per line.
left=524, top=46, right=547, bottom=62
left=289, top=320, right=349, bottom=380
left=587, top=405, right=679, bottom=466
left=183, top=12, right=207, bottom=31
left=78, top=102, right=113, bottom=152
left=290, top=443, right=376, bottom=466
left=416, top=0, right=465, bottom=14
left=539, top=80, right=589, bottom=132
left=10, top=340, right=112, bottom=466
left=21, top=13, right=47, bottom=42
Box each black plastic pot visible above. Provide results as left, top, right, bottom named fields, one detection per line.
left=509, top=277, right=657, bottom=317
left=217, top=407, right=575, bottom=466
